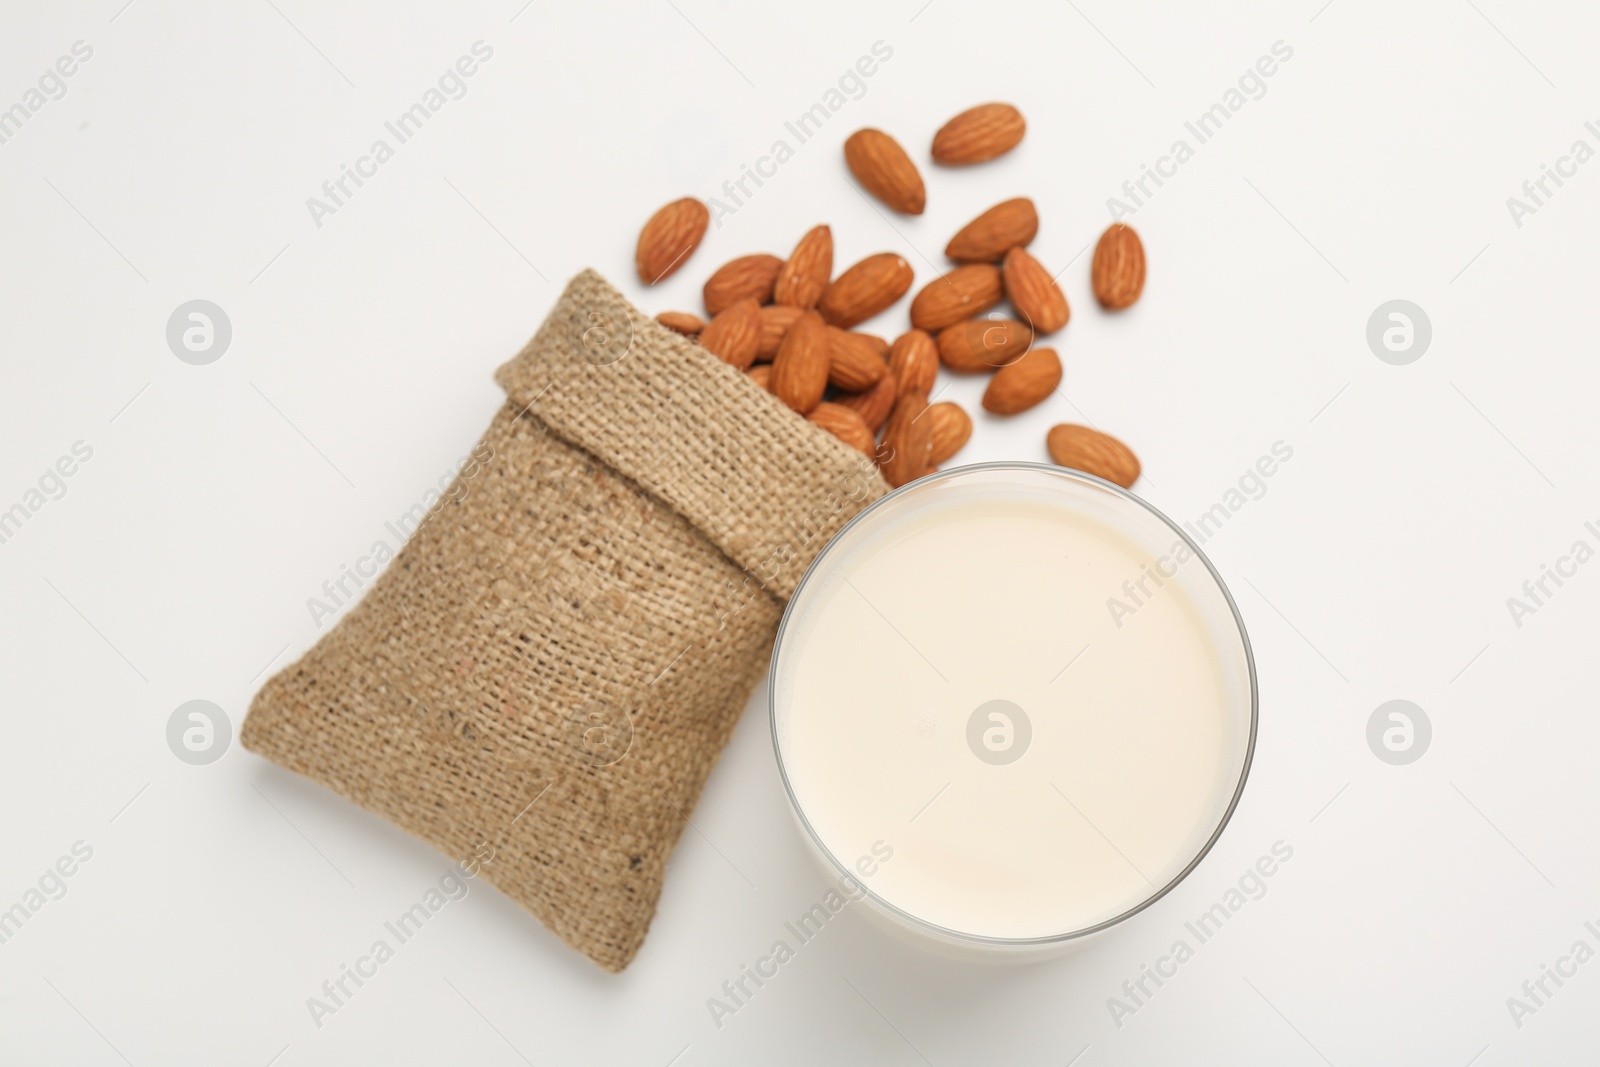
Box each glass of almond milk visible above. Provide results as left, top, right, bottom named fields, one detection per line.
left=769, top=463, right=1256, bottom=957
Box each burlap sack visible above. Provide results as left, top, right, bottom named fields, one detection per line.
left=241, top=269, right=887, bottom=971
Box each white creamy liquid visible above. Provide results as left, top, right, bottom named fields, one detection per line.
left=773, top=473, right=1252, bottom=941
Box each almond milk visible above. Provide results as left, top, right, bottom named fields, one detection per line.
left=771, top=464, right=1255, bottom=948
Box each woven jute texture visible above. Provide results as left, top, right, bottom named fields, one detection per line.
left=241, top=269, right=887, bottom=972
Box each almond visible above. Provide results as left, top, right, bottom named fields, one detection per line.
left=703, top=254, right=783, bottom=316
left=888, top=329, right=938, bottom=398
left=836, top=370, right=898, bottom=433
left=827, top=327, right=888, bottom=392
left=931, top=103, right=1026, bottom=165
left=771, top=310, right=830, bottom=414
left=774, top=225, right=834, bottom=309
left=1091, top=223, right=1145, bottom=310
left=697, top=298, right=762, bottom=370
left=1002, top=247, right=1069, bottom=334
left=656, top=310, right=705, bottom=336
left=946, top=198, right=1038, bottom=263
left=807, top=402, right=876, bottom=454
left=936, top=318, right=1033, bottom=373
left=926, top=402, right=972, bottom=464
left=819, top=252, right=914, bottom=328
left=878, top=391, right=933, bottom=488
left=1046, top=424, right=1141, bottom=488
left=756, top=304, right=802, bottom=361
left=844, top=128, right=926, bottom=215
left=851, top=334, right=889, bottom=363
left=746, top=364, right=772, bottom=391
left=983, top=346, right=1061, bottom=415
left=909, top=264, right=1003, bottom=332
left=636, top=197, right=709, bottom=284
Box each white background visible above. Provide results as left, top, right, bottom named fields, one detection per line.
left=2, top=0, right=1597, bottom=1063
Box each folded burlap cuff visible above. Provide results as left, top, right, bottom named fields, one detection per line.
left=241, top=269, right=887, bottom=971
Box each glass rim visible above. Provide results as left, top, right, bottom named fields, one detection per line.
left=767, top=460, right=1260, bottom=948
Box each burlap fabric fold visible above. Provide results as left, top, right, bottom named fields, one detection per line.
left=241, top=269, right=887, bottom=972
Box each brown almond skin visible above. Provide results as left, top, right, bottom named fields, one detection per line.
left=807, top=402, right=876, bottom=454
left=909, top=264, right=1003, bottom=332
left=656, top=311, right=705, bottom=336
left=774, top=225, right=834, bottom=309
left=936, top=318, right=1034, bottom=373
left=1092, top=223, right=1146, bottom=310
left=946, top=198, right=1038, bottom=263
left=836, top=370, right=898, bottom=433
left=888, top=329, right=938, bottom=399
left=698, top=298, right=763, bottom=370
left=819, top=253, right=914, bottom=328
left=844, top=128, right=926, bottom=215
left=926, top=402, right=973, bottom=464
left=703, top=254, right=783, bottom=316
left=1047, top=424, right=1141, bottom=488
left=826, top=327, right=888, bottom=392
left=878, top=391, right=933, bottom=488
left=771, top=310, right=830, bottom=414
left=746, top=364, right=772, bottom=391
left=932, top=103, right=1026, bottom=165
left=983, top=346, right=1061, bottom=415
left=755, top=304, right=802, bottom=362
left=636, top=197, right=709, bottom=284
left=1003, top=247, right=1070, bottom=333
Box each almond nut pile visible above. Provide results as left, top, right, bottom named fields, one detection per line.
left=633, top=102, right=1146, bottom=490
